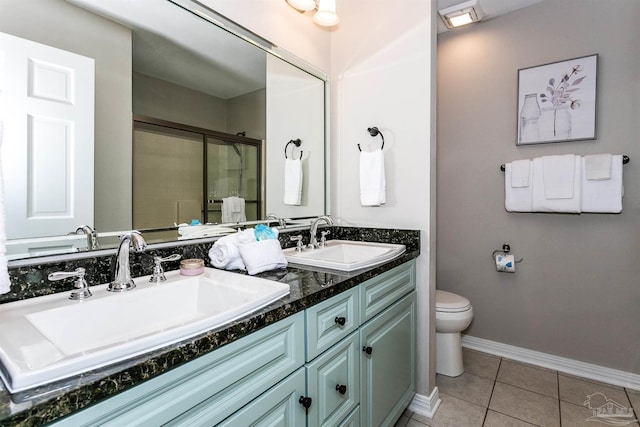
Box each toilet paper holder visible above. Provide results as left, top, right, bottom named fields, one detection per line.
left=491, top=243, right=523, bottom=263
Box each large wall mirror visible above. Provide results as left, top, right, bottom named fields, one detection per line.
left=0, top=0, right=327, bottom=260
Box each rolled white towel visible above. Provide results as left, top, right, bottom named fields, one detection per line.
left=209, top=236, right=245, bottom=271
left=208, top=229, right=257, bottom=270
left=238, top=239, right=288, bottom=275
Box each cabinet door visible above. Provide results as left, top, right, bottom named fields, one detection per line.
left=307, top=332, right=360, bottom=427
left=216, top=368, right=307, bottom=427
left=360, top=292, right=416, bottom=427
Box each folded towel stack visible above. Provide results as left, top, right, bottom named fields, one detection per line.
left=208, top=226, right=287, bottom=274
left=504, top=154, right=624, bottom=214
left=532, top=154, right=581, bottom=213
left=581, top=154, right=623, bottom=213
left=360, top=148, right=386, bottom=206
left=178, top=225, right=237, bottom=240
left=239, top=239, right=288, bottom=275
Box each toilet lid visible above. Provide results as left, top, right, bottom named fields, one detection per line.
left=435, top=290, right=471, bottom=312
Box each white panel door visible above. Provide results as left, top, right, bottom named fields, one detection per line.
left=0, top=32, right=94, bottom=239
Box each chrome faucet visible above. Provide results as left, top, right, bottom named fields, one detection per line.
left=266, top=213, right=286, bottom=228
left=309, top=215, right=333, bottom=249
left=108, top=231, right=147, bottom=292
left=74, top=225, right=99, bottom=251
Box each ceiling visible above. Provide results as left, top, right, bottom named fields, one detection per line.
left=436, top=0, right=545, bottom=33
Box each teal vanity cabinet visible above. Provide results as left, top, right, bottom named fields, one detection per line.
left=51, top=312, right=306, bottom=426
left=49, top=260, right=416, bottom=427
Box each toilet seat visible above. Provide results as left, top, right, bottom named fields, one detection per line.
left=435, top=290, right=471, bottom=313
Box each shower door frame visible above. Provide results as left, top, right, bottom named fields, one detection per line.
left=133, top=115, right=264, bottom=225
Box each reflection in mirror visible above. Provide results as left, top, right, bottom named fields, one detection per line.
left=0, top=0, right=327, bottom=261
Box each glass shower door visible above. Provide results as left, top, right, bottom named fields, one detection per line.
left=205, top=137, right=261, bottom=224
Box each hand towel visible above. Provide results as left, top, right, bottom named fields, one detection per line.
left=505, top=161, right=533, bottom=212
left=511, top=159, right=531, bottom=188
left=221, top=197, right=246, bottom=223
left=238, top=239, right=288, bottom=275
left=542, top=154, right=576, bottom=199
left=532, top=156, right=582, bottom=213
left=283, top=158, right=303, bottom=205
left=0, top=120, right=10, bottom=294
left=208, top=228, right=256, bottom=270
left=581, top=155, right=623, bottom=213
left=359, top=148, right=386, bottom=206
left=584, top=154, right=612, bottom=180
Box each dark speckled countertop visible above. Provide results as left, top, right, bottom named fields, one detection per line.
left=0, top=226, right=420, bottom=426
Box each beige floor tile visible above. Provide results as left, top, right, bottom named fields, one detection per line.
left=558, top=373, right=630, bottom=407
left=489, top=382, right=560, bottom=427
left=483, top=410, right=537, bottom=426
left=560, top=400, right=639, bottom=427
left=412, top=393, right=486, bottom=427
left=497, top=359, right=558, bottom=398
left=406, top=419, right=430, bottom=427
left=463, top=349, right=501, bottom=380
left=436, top=372, right=495, bottom=407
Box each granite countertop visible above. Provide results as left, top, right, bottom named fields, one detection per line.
left=0, top=247, right=419, bottom=426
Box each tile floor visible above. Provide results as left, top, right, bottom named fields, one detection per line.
left=394, top=348, right=640, bottom=427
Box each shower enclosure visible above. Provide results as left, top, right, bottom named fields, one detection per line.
left=132, top=117, right=262, bottom=230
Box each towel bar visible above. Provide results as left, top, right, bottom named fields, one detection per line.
left=500, top=155, right=629, bottom=171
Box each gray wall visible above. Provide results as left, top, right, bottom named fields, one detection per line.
left=437, top=0, right=640, bottom=373
left=1, top=0, right=133, bottom=232
left=133, top=72, right=227, bottom=131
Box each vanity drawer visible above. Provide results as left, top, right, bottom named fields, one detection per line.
left=360, top=260, right=415, bottom=322
left=306, top=287, right=359, bottom=361
left=306, top=332, right=360, bottom=427
left=215, top=368, right=306, bottom=427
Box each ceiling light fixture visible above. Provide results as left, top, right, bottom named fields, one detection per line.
left=286, top=0, right=339, bottom=27
left=439, top=0, right=485, bottom=29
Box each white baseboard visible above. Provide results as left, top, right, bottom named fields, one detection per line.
left=462, top=335, right=640, bottom=391
left=408, top=386, right=441, bottom=418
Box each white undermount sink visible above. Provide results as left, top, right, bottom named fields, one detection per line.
left=283, top=240, right=406, bottom=272
left=0, top=268, right=290, bottom=392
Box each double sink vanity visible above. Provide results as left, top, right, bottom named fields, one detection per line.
left=0, top=225, right=420, bottom=426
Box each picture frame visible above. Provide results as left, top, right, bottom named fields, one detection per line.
left=516, top=54, right=598, bottom=145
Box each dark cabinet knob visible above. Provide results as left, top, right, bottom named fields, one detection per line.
left=335, top=384, right=347, bottom=395
left=362, top=346, right=373, bottom=355
left=334, top=316, right=346, bottom=326
left=299, top=396, right=312, bottom=409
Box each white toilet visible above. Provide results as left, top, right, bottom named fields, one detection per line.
left=435, top=290, right=474, bottom=377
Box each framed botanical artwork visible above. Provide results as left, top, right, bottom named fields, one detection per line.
left=516, top=54, right=598, bottom=145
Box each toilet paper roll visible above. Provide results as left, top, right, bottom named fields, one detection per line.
left=495, top=253, right=515, bottom=273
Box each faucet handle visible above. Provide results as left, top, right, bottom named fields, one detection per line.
left=319, top=230, right=330, bottom=248
left=150, top=254, right=182, bottom=283
left=290, top=235, right=305, bottom=252
left=48, top=267, right=92, bottom=300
